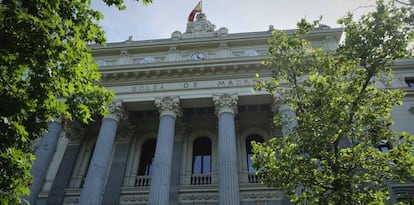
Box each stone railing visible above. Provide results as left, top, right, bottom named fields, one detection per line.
left=191, top=174, right=211, bottom=185
left=247, top=172, right=262, bottom=183
left=135, top=175, right=151, bottom=187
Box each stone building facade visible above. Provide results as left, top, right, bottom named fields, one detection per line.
left=28, top=14, right=414, bottom=205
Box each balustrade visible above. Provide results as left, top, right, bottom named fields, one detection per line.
left=247, top=173, right=262, bottom=183
left=191, top=174, right=211, bottom=185
left=136, top=176, right=151, bottom=187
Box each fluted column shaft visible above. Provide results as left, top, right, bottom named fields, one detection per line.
left=214, top=94, right=240, bottom=205
left=79, top=101, right=123, bottom=205
left=26, top=120, right=63, bottom=205
left=278, top=103, right=297, bottom=136
left=148, top=96, right=181, bottom=205
left=273, top=94, right=297, bottom=136
left=273, top=95, right=299, bottom=203
left=46, top=120, right=84, bottom=205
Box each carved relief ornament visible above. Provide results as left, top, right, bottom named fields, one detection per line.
left=213, top=93, right=238, bottom=115
left=116, top=119, right=136, bottom=142
left=185, top=13, right=216, bottom=34
left=241, top=190, right=282, bottom=200
left=272, top=93, right=290, bottom=114
left=64, top=120, right=85, bottom=144
left=155, top=96, right=182, bottom=118
left=63, top=196, right=79, bottom=204
left=120, top=195, right=148, bottom=203
left=179, top=193, right=219, bottom=202
left=106, top=100, right=124, bottom=122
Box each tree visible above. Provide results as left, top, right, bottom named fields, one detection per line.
left=253, top=0, right=414, bottom=204
left=0, top=0, right=152, bottom=204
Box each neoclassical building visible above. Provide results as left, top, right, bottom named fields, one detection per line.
left=28, top=13, right=414, bottom=205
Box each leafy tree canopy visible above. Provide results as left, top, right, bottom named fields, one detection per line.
left=254, top=0, right=414, bottom=204
left=0, top=0, right=151, bottom=203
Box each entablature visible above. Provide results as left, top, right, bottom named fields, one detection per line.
left=91, top=28, right=343, bottom=68
left=90, top=28, right=342, bottom=54
left=100, top=56, right=269, bottom=86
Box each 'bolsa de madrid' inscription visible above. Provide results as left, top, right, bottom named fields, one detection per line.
left=129, top=79, right=256, bottom=93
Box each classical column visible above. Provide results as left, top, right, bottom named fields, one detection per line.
left=169, top=123, right=186, bottom=205
left=102, top=120, right=135, bottom=205
left=272, top=94, right=297, bottom=136
left=273, top=94, right=298, bottom=205
left=46, top=120, right=84, bottom=205
left=25, top=118, right=63, bottom=205
left=213, top=93, right=240, bottom=205
left=79, top=101, right=124, bottom=205
left=148, top=96, right=181, bottom=205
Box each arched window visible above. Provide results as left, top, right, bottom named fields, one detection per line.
left=138, top=139, right=156, bottom=176
left=246, top=135, right=264, bottom=173
left=192, top=137, right=211, bottom=174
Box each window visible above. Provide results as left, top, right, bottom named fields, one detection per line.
left=378, top=140, right=393, bottom=153
left=68, top=136, right=96, bottom=188
left=405, top=78, right=414, bottom=87
left=246, top=135, right=264, bottom=173
left=138, top=139, right=156, bottom=176
left=192, top=137, right=212, bottom=174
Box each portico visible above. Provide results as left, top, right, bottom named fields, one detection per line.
left=27, top=12, right=368, bottom=205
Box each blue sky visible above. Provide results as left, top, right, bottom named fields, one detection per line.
left=92, top=0, right=375, bottom=42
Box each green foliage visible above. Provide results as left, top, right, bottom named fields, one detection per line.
left=254, top=0, right=414, bottom=204
left=0, top=0, right=150, bottom=203
left=102, top=0, right=153, bottom=9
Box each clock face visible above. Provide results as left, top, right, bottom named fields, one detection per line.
left=191, top=51, right=207, bottom=60
left=140, top=57, right=156, bottom=64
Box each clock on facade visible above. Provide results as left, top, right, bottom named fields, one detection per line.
left=140, top=57, right=156, bottom=64
left=191, top=51, right=207, bottom=60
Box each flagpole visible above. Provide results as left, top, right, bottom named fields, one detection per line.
left=201, top=0, right=203, bottom=13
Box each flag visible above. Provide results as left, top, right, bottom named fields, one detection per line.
left=188, top=1, right=202, bottom=22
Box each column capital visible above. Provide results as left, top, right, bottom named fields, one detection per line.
left=53, top=117, right=64, bottom=124
left=64, top=120, right=85, bottom=144
left=272, top=93, right=297, bottom=136
left=106, top=100, right=124, bottom=122
left=271, top=93, right=290, bottom=114
left=155, top=96, right=182, bottom=118
left=213, top=93, right=238, bottom=115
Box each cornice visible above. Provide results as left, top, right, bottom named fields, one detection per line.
left=90, top=28, right=343, bottom=56
left=404, top=88, right=414, bottom=97
left=391, top=58, right=414, bottom=71
left=94, top=27, right=344, bottom=87
left=90, top=32, right=272, bottom=56
left=99, top=56, right=265, bottom=72
left=100, top=56, right=269, bottom=86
